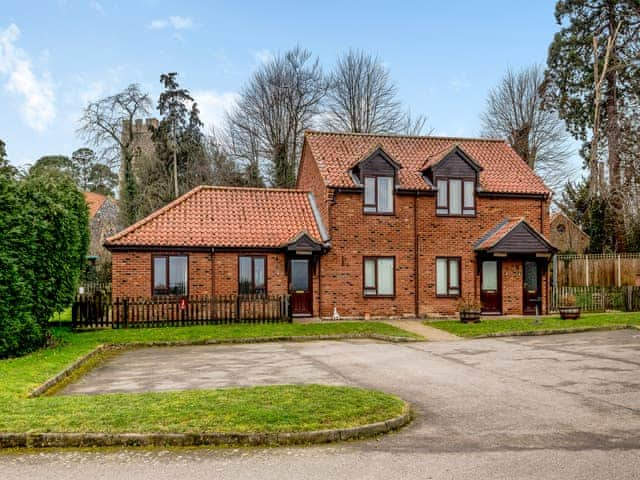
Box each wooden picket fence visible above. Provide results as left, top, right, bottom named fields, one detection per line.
left=551, top=286, right=640, bottom=312
left=72, top=294, right=291, bottom=329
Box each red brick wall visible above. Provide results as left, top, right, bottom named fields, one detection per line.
left=111, top=193, right=550, bottom=318
left=111, top=251, right=213, bottom=299
left=318, top=190, right=551, bottom=318
left=296, top=141, right=329, bottom=228
left=112, top=251, right=294, bottom=297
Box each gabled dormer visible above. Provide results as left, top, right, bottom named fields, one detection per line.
left=422, top=144, right=483, bottom=217
left=350, top=146, right=400, bottom=215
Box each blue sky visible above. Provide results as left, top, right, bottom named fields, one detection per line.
left=0, top=0, right=578, bottom=172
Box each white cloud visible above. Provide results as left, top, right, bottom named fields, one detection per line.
left=148, top=16, right=194, bottom=30
left=148, top=19, right=168, bottom=29
left=169, top=16, right=193, bottom=29
left=0, top=23, right=55, bottom=131
left=89, top=1, right=105, bottom=16
left=192, top=90, right=238, bottom=129
left=252, top=49, right=274, bottom=64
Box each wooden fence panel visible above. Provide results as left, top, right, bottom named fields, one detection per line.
left=72, top=294, right=291, bottom=329
left=556, top=253, right=640, bottom=287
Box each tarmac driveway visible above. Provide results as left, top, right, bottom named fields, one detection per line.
left=10, top=329, right=640, bottom=479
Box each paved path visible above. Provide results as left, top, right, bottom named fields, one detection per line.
left=384, top=318, right=460, bottom=341
left=4, top=330, right=640, bottom=479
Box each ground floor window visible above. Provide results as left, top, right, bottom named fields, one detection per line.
left=436, top=257, right=461, bottom=297
left=364, top=257, right=395, bottom=296
left=239, top=256, right=266, bottom=294
left=152, top=255, right=188, bottom=295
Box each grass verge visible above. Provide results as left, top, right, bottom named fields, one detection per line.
left=0, top=322, right=413, bottom=437
left=428, top=312, right=640, bottom=338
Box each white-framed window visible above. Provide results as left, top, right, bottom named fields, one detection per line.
left=363, top=175, right=394, bottom=214
left=364, top=257, right=395, bottom=296
left=436, top=257, right=461, bottom=297
left=436, top=178, right=475, bottom=216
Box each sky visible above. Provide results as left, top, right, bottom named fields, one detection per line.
left=0, top=0, right=581, bottom=174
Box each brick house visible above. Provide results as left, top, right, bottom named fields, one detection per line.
left=106, top=131, right=556, bottom=318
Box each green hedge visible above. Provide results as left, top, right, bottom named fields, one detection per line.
left=0, top=171, right=88, bottom=358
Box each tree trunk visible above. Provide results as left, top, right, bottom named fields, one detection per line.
left=605, top=9, right=626, bottom=252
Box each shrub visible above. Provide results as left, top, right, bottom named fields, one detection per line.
left=0, top=171, right=88, bottom=358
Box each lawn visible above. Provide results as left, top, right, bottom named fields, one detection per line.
left=0, top=322, right=413, bottom=437
left=428, top=312, right=640, bottom=338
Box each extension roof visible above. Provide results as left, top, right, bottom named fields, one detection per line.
left=474, top=217, right=557, bottom=254
left=105, top=186, right=328, bottom=249
left=303, top=131, right=551, bottom=196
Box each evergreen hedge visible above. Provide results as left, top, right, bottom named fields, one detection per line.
left=0, top=171, right=89, bottom=358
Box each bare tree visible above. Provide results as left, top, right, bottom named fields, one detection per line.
left=324, top=49, right=427, bottom=135
left=77, top=84, right=151, bottom=225
left=480, top=65, right=574, bottom=191
left=227, top=46, right=326, bottom=187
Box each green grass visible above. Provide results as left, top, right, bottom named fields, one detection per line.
left=48, top=307, right=72, bottom=324
left=0, top=322, right=413, bottom=436
left=428, top=312, right=640, bottom=337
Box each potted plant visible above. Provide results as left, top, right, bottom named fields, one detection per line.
left=558, top=293, right=581, bottom=320
left=458, top=297, right=482, bottom=323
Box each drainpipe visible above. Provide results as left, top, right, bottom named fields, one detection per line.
left=414, top=193, right=419, bottom=317
left=210, top=248, right=215, bottom=296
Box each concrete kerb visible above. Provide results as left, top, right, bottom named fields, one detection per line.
left=470, top=324, right=636, bottom=339
left=0, top=407, right=412, bottom=449
left=28, top=333, right=421, bottom=398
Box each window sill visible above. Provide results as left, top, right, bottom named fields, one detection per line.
left=363, top=294, right=396, bottom=299
left=435, top=213, right=476, bottom=218
left=363, top=211, right=396, bottom=216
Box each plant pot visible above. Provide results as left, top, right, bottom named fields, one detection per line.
left=559, top=306, right=581, bottom=320
left=459, top=310, right=481, bottom=323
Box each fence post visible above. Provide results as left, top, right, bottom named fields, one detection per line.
left=585, top=255, right=590, bottom=287
left=236, top=295, right=241, bottom=323
left=123, top=298, right=129, bottom=328
left=617, top=254, right=622, bottom=287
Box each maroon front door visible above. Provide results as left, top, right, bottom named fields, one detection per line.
left=523, top=260, right=541, bottom=315
left=480, top=260, right=502, bottom=314
left=289, top=258, right=312, bottom=316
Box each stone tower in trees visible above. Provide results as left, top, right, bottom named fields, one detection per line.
left=119, top=118, right=158, bottom=185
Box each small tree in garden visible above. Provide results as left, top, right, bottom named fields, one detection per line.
left=0, top=164, right=89, bottom=358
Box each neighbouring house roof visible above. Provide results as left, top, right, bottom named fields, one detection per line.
left=84, top=191, right=108, bottom=218
left=304, top=131, right=551, bottom=196
left=105, top=186, right=328, bottom=249
left=474, top=217, right=557, bottom=254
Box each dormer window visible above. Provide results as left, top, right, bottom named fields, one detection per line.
left=436, top=178, right=475, bottom=216
left=364, top=175, right=394, bottom=214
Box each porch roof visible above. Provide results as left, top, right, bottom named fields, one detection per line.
left=474, top=217, right=557, bottom=255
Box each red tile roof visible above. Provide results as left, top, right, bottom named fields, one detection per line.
left=304, top=131, right=550, bottom=195
left=105, top=186, right=326, bottom=249
left=84, top=191, right=108, bottom=218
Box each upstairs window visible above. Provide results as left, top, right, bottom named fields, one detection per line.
left=239, top=256, right=266, bottom=295
left=364, top=175, right=394, bottom=214
left=436, top=178, right=475, bottom=216
left=153, top=255, right=188, bottom=296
